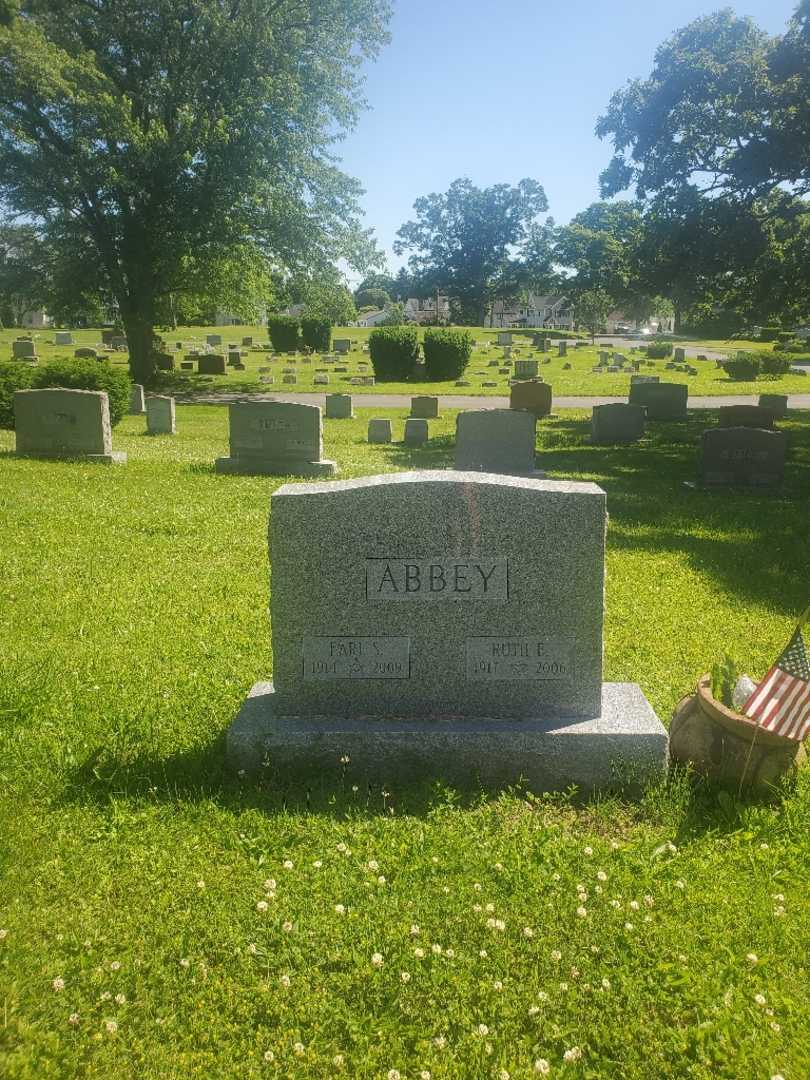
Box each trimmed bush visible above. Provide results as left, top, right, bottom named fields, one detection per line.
left=722, top=354, right=761, bottom=381
left=646, top=341, right=674, bottom=359
left=777, top=331, right=795, bottom=343
left=758, top=326, right=781, bottom=342
left=34, top=358, right=131, bottom=426
left=422, top=327, right=473, bottom=381
left=267, top=314, right=300, bottom=352
left=0, top=360, right=37, bottom=429
left=761, top=352, right=792, bottom=376
left=300, top=317, right=331, bottom=353
left=368, top=325, right=419, bottom=381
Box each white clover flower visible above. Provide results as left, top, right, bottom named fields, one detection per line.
left=610, top=840, right=620, bottom=849
left=282, top=921, right=293, bottom=933
left=351, top=785, right=359, bottom=792
left=746, top=953, right=758, bottom=964
left=577, top=889, right=588, bottom=901
left=256, top=900, right=268, bottom=913
left=595, top=885, right=603, bottom=894
left=400, top=971, right=411, bottom=983
left=576, top=906, right=587, bottom=918
left=473, top=904, right=482, bottom=913
left=433, top=1035, right=446, bottom=1049
left=629, top=900, right=640, bottom=911
left=313, top=860, right=323, bottom=869
left=644, top=895, right=654, bottom=908
left=332, top=1054, right=344, bottom=1067
left=335, top=903, right=346, bottom=915
left=367, top=859, right=379, bottom=872
left=551, top=950, right=562, bottom=961
left=264, top=1050, right=275, bottom=1062
left=485, top=902, right=495, bottom=913
left=387, top=1070, right=401, bottom=1080
left=431, top=943, right=442, bottom=954
left=760, top=842, right=769, bottom=850
left=431, top=856, right=439, bottom=864
left=493, top=979, right=503, bottom=991
left=494, top=862, right=504, bottom=871
left=282, top=859, right=293, bottom=870
left=754, top=993, right=767, bottom=1006
left=552, top=872, right=561, bottom=881
left=248, top=943, right=258, bottom=955
left=100, top=991, right=112, bottom=1001
left=624, top=922, right=634, bottom=931
left=563, top=1046, right=582, bottom=1062
left=601, top=977, right=611, bottom=990
left=280, top=974, right=291, bottom=988
left=196, top=879, right=205, bottom=889
left=499, top=1070, right=510, bottom=1080
left=340, top=755, right=350, bottom=764
left=610, top=899, right=621, bottom=909
left=420, top=1072, right=432, bottom=1080
left=378, top=876, right=387, bottom=885
left=473, top=882, right=482, bottom=891
left=410, top=924, right=420, bottom=935
left=597, top=870, right=607, bottom=881
left=770, top=1022, right=781, bottom=1033
left=263, top=878, right=277, bottom=891
left=371, top=952, right=384, bottom=967
left=774, top=905, right=786, bottom=917
left=110, top=961, right=121, bottom=972
left=52, top=977, right=65, bottom=992
left=336, top=842, right=347, bottom=852
left=105, top=1019, right=118, bottom=1035
left=771, top=1074, right=785, bottom=1080
left=484, top=1042, right=493, bottom=1055
left=293, top=1042, right=305, bottom=1056
left=495, top=919, right=505, bottom=931
left=114, top=993, right=126, bottom=1005
left=414, top=947, right=425, bottom=958
left=674, top=880, right=685, bottom=889
left=559, top=982, right=569, bottom=991
left=477, top=1023, right=489, bottom=1036
left=528, top=1005, right=540, bottom=1017
left=537, top=991, right=548, bottom=1001
left=534, top=1060, right=550, bottom=1075
left=479, top=949, right=488, bottom=958
left=523, top=926, right=534, bottom=937
left=179, top=958, right=190, bottom=968
left=0, top=929, right=6, bottom=940
left=583, top=845, right=593, bottom=855
left=772, top=893, right=785, bottom=902
left=68, top=1012, right=79, bottom=1026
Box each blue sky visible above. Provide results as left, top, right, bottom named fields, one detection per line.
left=337, top=0, right=800, bottom=278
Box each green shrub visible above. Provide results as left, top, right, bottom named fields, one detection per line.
left=774, top=340, right=807, bottom=354
left=33, top=358, right=131, bottom=426
left=300, top=317, right=331, bottom=353
left=760, top=352, right=792, bottom=376
left=0, top=360, right=37, bottom=429
left=646, top=341, right=673, bottom=359
left=368, top=325, right=419, bottom=381
left=777, top=330, right=794, bottom=343
left=722, top=354, right=761, bottom=381
left=422, top=327, right=473, bottom=380
left=758, top=326, right=781, bottom=342
left=267, top=314, right=300, bottom=352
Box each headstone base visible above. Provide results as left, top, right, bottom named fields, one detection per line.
left=214, top=456, right=337, bottom=477
left=226, top=681, right=667, bottom=792
left=15, top=451, right=127, bottom=464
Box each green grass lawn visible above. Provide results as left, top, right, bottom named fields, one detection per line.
left=1, top=406, right=809, bottom=1079
left=4, top=324, right=809, bottom=399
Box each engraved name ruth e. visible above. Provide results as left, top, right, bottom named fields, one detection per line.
left=365, top=558, right=508, bottom=600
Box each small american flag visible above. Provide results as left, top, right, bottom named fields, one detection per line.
left=743, top=607, right=810, bottom=742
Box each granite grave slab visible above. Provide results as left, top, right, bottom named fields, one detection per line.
left=14, top=388, right=126, bottom=463
left=215, top=401, right=337, bottom=476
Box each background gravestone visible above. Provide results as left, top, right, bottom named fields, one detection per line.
left=455, top=409, right=542, bottom=476
left=206, top=334, right=222, bottom=346
left=403, top=418, right=428, bottom=446
left=333, top=339, right=351, bottom=354
left=591, top=403, right=646, bottom=444
left=514, top=359, right=539, bottom=379
left=718, top=405, right=775, bottom=430
left=12, top=339, right=36, bottom=360
left=146, top=395, right=176, bottom=435
left=215, top=401, right=337, bottom=476
left=700, top=427, right=786, bottom=487
left=129, top=384, right=146, bottom=414
left=198, top=354, right=226, bottom=375
left=227, top=471, right=666, bottom=790
left=510, top=380, right=552, bottom=418
left=54, top=332, right=73, bottom=346
left=13, top=388, right=126, bottom=463
left=497, top=332, right=512, bottom=345
left=410, top=396, right=440, bottom=419
left=628, top=382, right=688, bottom=420
left=758, top=393, right=788, bottom=419
left=557, top=340, right=567, bottom=357
left=325, top=394, right=354, bottom=419
left=368, top=418, right=393, bottom=444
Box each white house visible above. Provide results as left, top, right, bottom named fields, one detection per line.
left=489, top=294, right=573, bottom=329
left=355, top=308, right=389, bottom=328
left=20, top=309, right=52, bottom=329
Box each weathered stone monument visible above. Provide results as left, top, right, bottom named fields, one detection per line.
left=497, top=332, right=513, bottom=345
left=510, top=379, right=552, bottom=418
left=591, top=403, right=646, bottom=445
left=206, top=334, right=222, bottom=346
left=368, top=418, right=393, bottom=444
left=700, top=428, right=786, bottom=487
left=410, top=396, right=440, bottom=420
left=54, top=331, right=73, bottom=346
left=198, top=354, right=226, bottom=375
left=333, top=339, right=351, bottom=354
left=325, top=393, right=354, bottom=419
left=227, top=471, right=667, bottom=789
left=628, top=382, right=688, bottom=420
left=557, top=340, right=567, bottom=358
left=12, top=339, right=36, bottom=360
left=403, top=418, right=429, bottom=446
left=215, top=401, right=337, bottom=476
left=146, top=395, right=176, bottom=435
left=13, top=389, right=126, bottom=463
left=75, top=347, right=98, bottom=360
left=758, top=393, right=789, bottom=419
left=129, top=384, right=146, bottom=414
left=514, top=358, right=539, bottom=379
left=718, top=405, right=775, bottom=430
left=673, top=346, right=686, bottom=363
left=455, top=409, right=543, bottom=476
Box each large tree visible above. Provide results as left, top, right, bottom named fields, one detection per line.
left=0, top=1, right=389, bottom=381
left=393, top=178, right=550, bottom=325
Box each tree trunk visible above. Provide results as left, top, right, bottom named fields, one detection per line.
left=121, top=306, right=157, bottom=385
left=673, top=303, right=682, bottom=335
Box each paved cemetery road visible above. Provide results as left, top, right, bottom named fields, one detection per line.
left=177, top=391, right=810, bottom=410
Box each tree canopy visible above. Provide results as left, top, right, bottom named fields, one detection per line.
left=0, top=0, right=390, bottom=380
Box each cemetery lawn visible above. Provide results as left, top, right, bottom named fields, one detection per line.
left=1, top=405, right=809, bottom=1080
left=4, top=325, right=810, bottom=399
